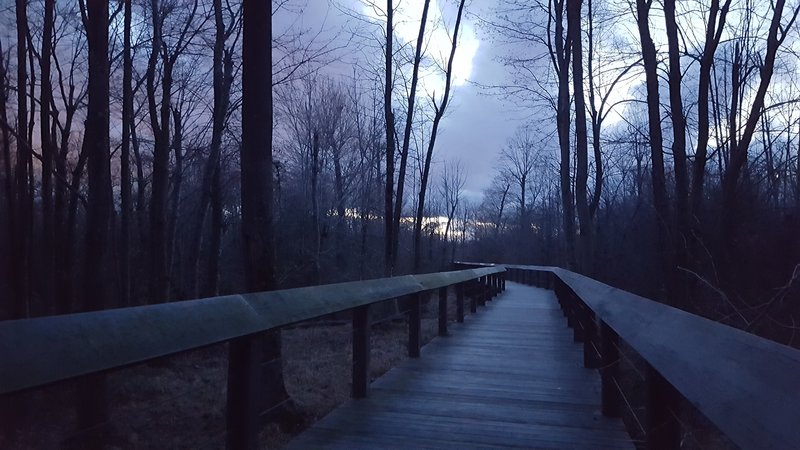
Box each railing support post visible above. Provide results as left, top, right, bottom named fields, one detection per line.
left=408, top=293, right=421, bottom=357
left=565, top=289, right=575, bottom=325
left=470, top=281, right=478, bottom=313
left=352, top=305, right=370, bottom=398
left=573, top=297, right=585, bottom=343
left=646, top=366, right=681, bottom=450
left=456, top=283, right=465, bottom=323
left=600, top=321, right=621, bottom=417
left=438, top=287, right=448, bottom=336
left=227, top=335, right=263, bottom=450
left=583, top=311, right=600, bottom=368
left=501, top=272, right=506, bottom=291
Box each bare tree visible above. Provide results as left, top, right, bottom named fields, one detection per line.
left=383, top=0, right=397, bottom=276
left=439, top=160, right=465, bottom=266
left=412, top=0, right=466, bottom=271
left=500, top=128, right=539, bottom=229
left=392, top=0, right=432, bottom=268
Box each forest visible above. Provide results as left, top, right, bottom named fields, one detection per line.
left=1, top=0, right=800, bottom=351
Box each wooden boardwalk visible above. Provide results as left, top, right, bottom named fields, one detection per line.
left=287, top=282, right=632, bottom=449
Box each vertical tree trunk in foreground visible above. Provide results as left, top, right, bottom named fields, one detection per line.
left=78, top=0, right=113, bottom=441
left=229, top=1, right=289, bottom=448
left=383, top=0, right=396, bottom=276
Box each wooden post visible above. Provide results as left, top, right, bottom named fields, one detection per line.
left=408, top=293, right=421, bottom=357
left=481, top=276, right=489, bottom=305
left=476, top=276, right=483, bottom=305
left=646, top=366, right=681, bottom=450
left=573, top=297, right=585, bottom=343
left=501, top=272, right=506, bottom=291
left=600, top=320, right=621, bottom=417
left=352, top=305, right=370, bottom=398
left=456, top=282, right=465, bottom=322
left=470, top=281, right=478, bottom=313
left=227, top=335, right=263, bottom=450
left=583, top=311, right=599, bottom=368
left=438, top=286, right=448, bottom=336
left=565, top=290, right=575, bottom=325
left=554, top=279, right=564, bottom=310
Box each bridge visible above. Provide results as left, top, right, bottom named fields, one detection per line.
left=2, top=264, right=799, bottom=449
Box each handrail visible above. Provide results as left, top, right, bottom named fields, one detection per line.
left=0, top=266, right=504, bottom=396
left=489, top=263, right=800, bottom=450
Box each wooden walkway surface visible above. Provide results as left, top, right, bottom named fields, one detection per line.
left=287, top=282, right=632, bottom=449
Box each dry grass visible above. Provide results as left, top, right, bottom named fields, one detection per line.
left=1, top=294, right=452, bottom=449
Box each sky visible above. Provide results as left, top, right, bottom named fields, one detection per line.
left=283, top=0, right=527, bottom=201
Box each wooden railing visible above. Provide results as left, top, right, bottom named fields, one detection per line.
left=490, top=263, right=800, bottom=450
left=0, top=267, right=506, bottom=449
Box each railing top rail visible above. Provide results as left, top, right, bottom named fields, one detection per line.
left=492, top=262, right=800, bottom=450
left=0, top=267, right=503, bottom=396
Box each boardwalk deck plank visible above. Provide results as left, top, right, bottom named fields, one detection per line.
left=287, top=282, right=633, bottom=449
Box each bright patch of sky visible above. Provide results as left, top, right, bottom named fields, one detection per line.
left=362, top=0, right=480, bottom=92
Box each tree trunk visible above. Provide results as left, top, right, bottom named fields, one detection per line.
left=39, top=0, right=56, bottom=313
left=413, top=0, right=465, bottom=272
left=691, top=0, right=731, bottom=214
left=239, top=0, right=289, bottom=429
left=552, top=0, right=576, bottom=270
left=147, top=0, right=171, bottom=303
left=635, top=0, right=673, bottom=302
left=79, top=0, right=112, bottom=440
left=310, top=131, right=321, bottom=283
left=120, top=0, right=133, bottom=306
left=664, top=0, right=689, bottom=276
left=568, top=0, right=592, bottom=274
left=331, top=139, right=347, bottom=269
left=721, top=0, right=796, bottom=247
left=383, top=0, right=396, bottom=276
left=13, top=0, right=31, bottom=319
left=191, top=0, right=232, bottom=298
left=586, top=0, right=603, bottom=221
left=167, top=107, right=184, bottom=297
left=393, top=0, right=431, bottom=267
left=0, top=43, right=13, bottom=316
